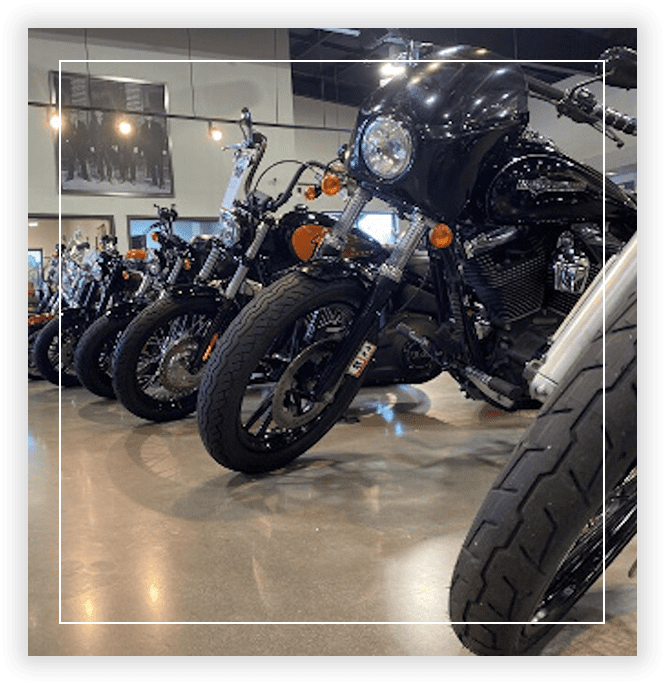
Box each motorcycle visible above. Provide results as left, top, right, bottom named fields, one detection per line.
left=28, top=232, right=91, bottom=380
left=449, top=226, right=637, bottom=655
left=32, top=233, right=146, bottom=386
left=72, top=205, right=198, bottom=398
left=110, top=108, right=384, bottom=423
left=195, top=44, right=636, bottom=475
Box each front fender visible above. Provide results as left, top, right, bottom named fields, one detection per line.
left=104, top=300, right=146, bottom=321
left=165, top=283, right=224, bottom=300
left=294, top=256, right=375, bottom=289
left=59, top=307, right=88, bottom=325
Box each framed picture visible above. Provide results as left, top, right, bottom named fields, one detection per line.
left=50, top=71, right=174, bottom=197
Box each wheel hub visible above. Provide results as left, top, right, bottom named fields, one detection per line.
left=271, top=341, right=338, bottom=429
left=157, top=337, right=203, bottom=394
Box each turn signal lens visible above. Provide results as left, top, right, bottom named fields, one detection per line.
left=321, top=173, right=341, bottom=196
left=304, top=186, right=318, bottom=201
left=429, top=224, right=453, bottom=249
left=122, top=271, right=130, bottom=279
left=183, top=259, right=191, bottom=270
left=151, top=231, right=160, bottom=242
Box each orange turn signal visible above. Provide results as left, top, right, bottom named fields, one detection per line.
left=304, top=186, right=318, bottom=201
left=151, top=231, right=160, bottom=242
left=429, top=223, right=453, bottom=249
left=321, top=173, right=341, bottom=196
left=122, top=271, right=130, bottom=279
left=183, top=259, right=191, bottom=270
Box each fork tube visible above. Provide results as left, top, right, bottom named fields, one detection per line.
left=223, top=221, right=270, bottom=299
left=312, top=213, right=429, bottom=399
left=317, top=187, right=370, bottom=255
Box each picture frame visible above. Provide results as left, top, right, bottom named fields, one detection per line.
left=49, top=71, right=174, bottom=197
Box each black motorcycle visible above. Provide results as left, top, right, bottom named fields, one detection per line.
left=449, top=229, right=637, bottom=655
left=111, top=109, right=365, bottom=423
left=72, top=205, right=198, bottom=398
left=33, top=234, right=145, bottom=386
left=196, top=44, right=636, bottom=475
left=28, top=233, right=91, bottom=380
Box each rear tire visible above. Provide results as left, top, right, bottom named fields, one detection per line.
left=197, top=271, right=369, bottom=474
left=449, top=287, right=637, bottom=655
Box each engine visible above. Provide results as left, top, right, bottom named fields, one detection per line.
left=460, top=222, right=606, bottom=400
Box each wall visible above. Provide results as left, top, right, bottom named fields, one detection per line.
left=28, top=28, right=295, bottom=253
left=29, top=32, right=638, bottom=254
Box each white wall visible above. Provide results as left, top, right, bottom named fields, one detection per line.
left=29, top=32, right=638, bottom=255
left=29, top=29, right=295, bottom=253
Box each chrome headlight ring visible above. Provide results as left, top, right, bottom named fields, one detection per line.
left=360, top=116, right=414, bottom=180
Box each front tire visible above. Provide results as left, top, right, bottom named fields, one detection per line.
left=33, top=315, right=84, bottom=387
left=197, top=271, right=369, bottom=475
left=449, top=287, right=637, bottom=655
left=111, top=294, right=228, bottom=422
left=74, top=313, right=133, bottom=398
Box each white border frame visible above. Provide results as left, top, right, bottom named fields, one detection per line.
left=56, top=55, right=612, bottom=629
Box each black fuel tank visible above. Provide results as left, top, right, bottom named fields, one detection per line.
left=487, top=151, right=635, bottom=226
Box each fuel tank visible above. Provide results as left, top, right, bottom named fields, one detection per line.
left=482, top=135, right=636, bottom=233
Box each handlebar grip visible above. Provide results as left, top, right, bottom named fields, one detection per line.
left=598, top=106, right=637, bottom=135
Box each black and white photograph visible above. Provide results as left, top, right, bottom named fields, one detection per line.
left=50, top=71, right=173, bottom=196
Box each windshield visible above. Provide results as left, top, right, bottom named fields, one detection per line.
left=364, top=45, right=528, bottom=134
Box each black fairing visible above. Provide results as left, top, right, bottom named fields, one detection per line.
left=347, top=46, right=529, bottom=222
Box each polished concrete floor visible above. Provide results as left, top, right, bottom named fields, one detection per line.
left=28, top=372, right=637, bottom=656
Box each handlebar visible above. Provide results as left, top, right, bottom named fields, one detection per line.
left=266, top=160, right=331, bottom=212
left=525, top=74, right=636, bottom=136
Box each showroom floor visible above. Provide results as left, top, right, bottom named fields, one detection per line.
left=28, top=372, right=637, bottom=656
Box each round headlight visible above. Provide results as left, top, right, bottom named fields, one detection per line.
left=360, top=116, right=413, bottom=180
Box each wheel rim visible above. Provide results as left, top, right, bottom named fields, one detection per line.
left=48, top=326, right=78, bottom=374
left=237, top=302, right=358, bottom=452
left=136, top=311, right=214, bottom=401
left=520, top=472, right=637, bottom=643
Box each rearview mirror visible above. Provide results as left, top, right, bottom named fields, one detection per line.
left=599, top=46, right=637, bottom=89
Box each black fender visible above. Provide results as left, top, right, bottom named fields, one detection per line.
left=59, top=307, right=89, bottom=326
left=103, top=300, right=147, bottom=321
left=293, top=256, right=375, bottom=289
left=165, top=283, right=225, bottom=300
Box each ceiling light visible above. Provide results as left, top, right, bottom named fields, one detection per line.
left=117, top=120, right=132, bottom=136
left=49, top=113, right=61, bottom=130
left=208, top=122, right=223, bottom=142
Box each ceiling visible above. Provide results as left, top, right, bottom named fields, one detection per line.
left=288, top=28, right=637, bottom=107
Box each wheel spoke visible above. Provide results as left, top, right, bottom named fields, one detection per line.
left=244, top=390, right=274, bottom=431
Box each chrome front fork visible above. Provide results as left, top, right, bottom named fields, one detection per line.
left=318, top=187, right=371, bottom=253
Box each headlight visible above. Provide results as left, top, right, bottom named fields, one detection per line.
left=360, top=116, right=413, bottom=180
left=219, top=210, right=241, bottom=248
